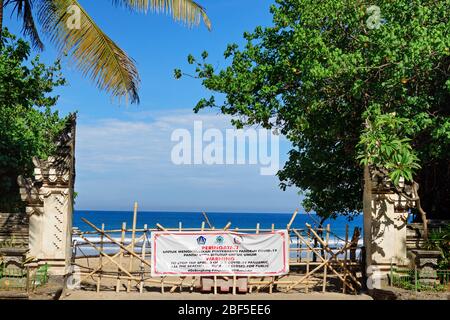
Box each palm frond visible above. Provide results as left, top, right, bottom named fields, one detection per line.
left=37, top=0, right=140, bottom=103
left=11, top=0, right=44, bottom=50
left=112, top=0, right=211, bottom=30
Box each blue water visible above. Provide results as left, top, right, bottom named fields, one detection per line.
left=73, top=210, right=363, bottom=237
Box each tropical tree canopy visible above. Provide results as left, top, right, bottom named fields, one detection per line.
left=0, top=30, right=67, bottom=211
left=177, top=0, right=450, bottom=220
left=0, top=0, right=211, bottom=103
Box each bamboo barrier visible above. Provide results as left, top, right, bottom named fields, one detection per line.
left=71, top=206, right=363, bottom=295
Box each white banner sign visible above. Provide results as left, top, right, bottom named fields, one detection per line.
left=151, top=230, right=289, bottom=276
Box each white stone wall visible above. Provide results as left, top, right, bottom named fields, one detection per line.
left=363, top=166, right=409, bottom=288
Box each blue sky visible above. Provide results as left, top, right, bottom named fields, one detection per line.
left=5, top=0, right=303, bottom=213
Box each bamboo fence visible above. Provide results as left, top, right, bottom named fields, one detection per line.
left=71, top=204, right=363, bottom=295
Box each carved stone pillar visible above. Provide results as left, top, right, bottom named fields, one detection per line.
left=363, top=166, right=409, bottom=288
left=17, top=115, right=76, bottom=277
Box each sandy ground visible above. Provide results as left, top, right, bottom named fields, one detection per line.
left=62, top=290, right=372, bottom=300
left=65, top=255, right=372, bottom=300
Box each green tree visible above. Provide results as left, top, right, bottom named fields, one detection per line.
left=426, top=224, right=450, bottom=269
left=0, top=0, right=211, bottom=103
left=177, top=0, right=450, bottom=221
left=0, top=29, right=67, bottom=211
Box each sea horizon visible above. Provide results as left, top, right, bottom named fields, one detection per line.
left=73, top=209, right=364, bottom=236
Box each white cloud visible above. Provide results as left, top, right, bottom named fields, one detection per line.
left=75, top=109, right=301, bottom=212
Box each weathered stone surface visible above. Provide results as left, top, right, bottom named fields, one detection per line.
left=363, top=166, right=410, bottom=288
left=0, top=212, right=29, bottom=246
left=0, top=247, right=28, bottom=271
left=408, top=249, right=441, bottom=285
left=17, top=114, right=76, bottom=277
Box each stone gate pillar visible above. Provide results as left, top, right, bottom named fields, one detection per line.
left=363, top=166, right=409, bottom=288
left=17, top=114, right=76, bottom=277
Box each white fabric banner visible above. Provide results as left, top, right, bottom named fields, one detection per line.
left=150, top=230, right=289, bottom=276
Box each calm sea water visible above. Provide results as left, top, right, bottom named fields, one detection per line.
left=73, top=210, right=363, bottom=237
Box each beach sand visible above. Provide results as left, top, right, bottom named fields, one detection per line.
left=62, top=290, right=372, bottom=300
left=63, top=256, right=372, bottom=300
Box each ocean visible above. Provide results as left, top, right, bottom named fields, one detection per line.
left=73, top=210, right=363, bottom=235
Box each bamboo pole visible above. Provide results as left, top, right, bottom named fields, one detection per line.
left=169, top=278, right=185, bottom=293
left=306, top=230, right=310, bottom=293
left=256, top=223, right=262, bottom=293
left=156, top=223, right=167, bottom=231
left=180, top=277, right=185, bottom=293
left=196, top=221, right=205, bottom=291
left=97, top=223, right=105, bottom=292
left=79, top=273, right=141, bottom=282
left=202, top=211, right=213, bottom=229
left=140, top=224, right=148, bottom=293
left=223, top=222, right=232, bottom=230
left=249, top=222, right=261, bottom=294
left=116, top=222, right=126, bottom=292
left=322, top=224, right=330, bottom=293
left=127, top=202, right=138, bottom=292
left=286, top=209, right=299, bottom=230
left=343, top=224, right=349, bottom=294
left=270, top=223, right=275, bottom=294
left=178, top=223, right=184, bottom=293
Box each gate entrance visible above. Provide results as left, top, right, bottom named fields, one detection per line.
left=70, top=208, right=362, bottom=295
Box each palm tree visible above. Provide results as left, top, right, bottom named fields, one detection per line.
left=0, top=0, right=210, bottom=103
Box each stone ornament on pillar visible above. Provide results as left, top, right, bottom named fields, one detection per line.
left=17, top=114, right=76, bottom=277
left=363, top=165, right=421, bottom=288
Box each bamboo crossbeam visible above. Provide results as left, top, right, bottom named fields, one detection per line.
left=78, top=234, right=135, bottom=280
left=156, top=223, right=167, bottom=231
left=202, top=211, right=214, bottom=229
left=81, top=218, right=152, bottom=268
left=75, top=227, right=299, bottom=235
left=79, top=234, right=145, bottom=283
left=289, top=229, right=355, bottom=292
left=286, top=209, right=299, bottom=230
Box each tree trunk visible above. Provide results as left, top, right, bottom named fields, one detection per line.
left=413, top=182, right=429, bottom=240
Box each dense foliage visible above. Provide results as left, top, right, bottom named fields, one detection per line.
left=177, top=0, right=450, bottom=220
left=426, top=224, right=450, bottom=270
left=0, top=30, right=66, bottom=212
